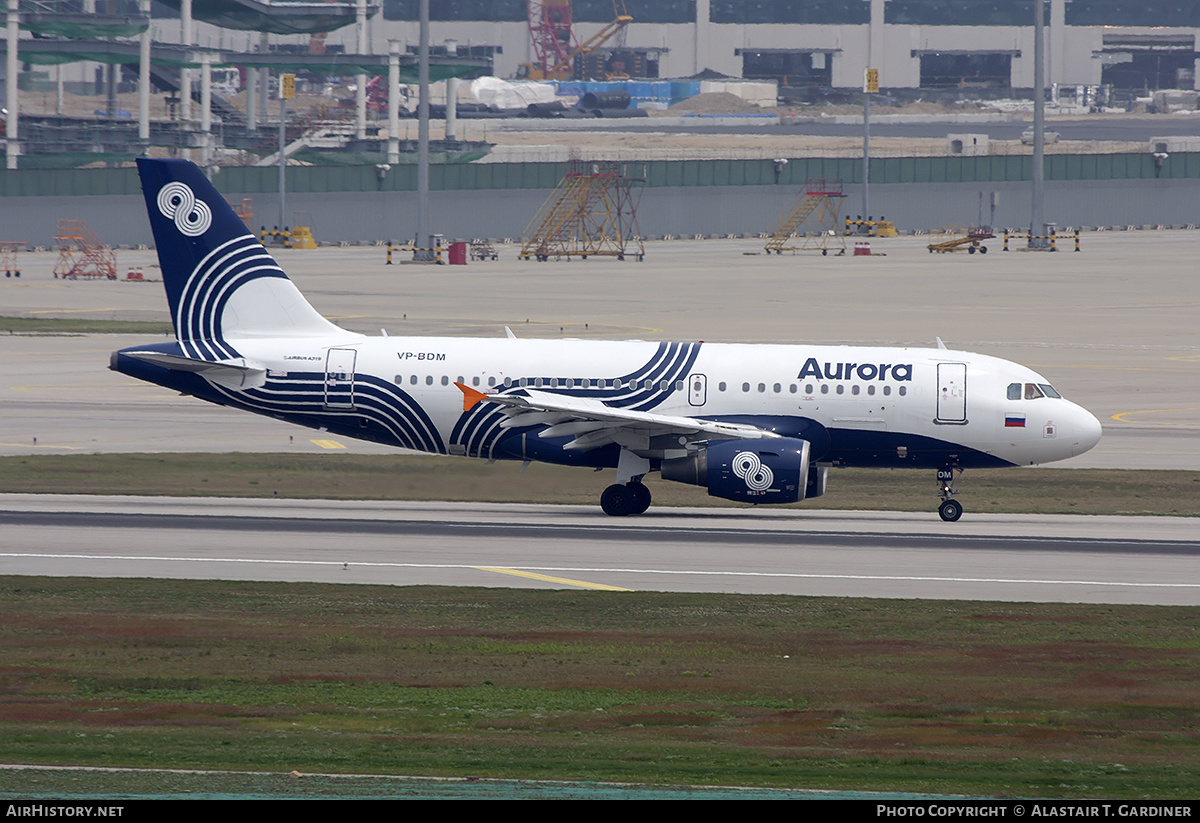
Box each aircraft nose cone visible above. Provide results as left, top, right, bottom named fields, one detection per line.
left=1072, top=406, right=1103, bottom=456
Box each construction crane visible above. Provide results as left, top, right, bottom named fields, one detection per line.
left=518, top=0, right=633, bottom=82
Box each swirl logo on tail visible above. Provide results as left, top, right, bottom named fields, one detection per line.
left=157, top=182, right=212, bottom=237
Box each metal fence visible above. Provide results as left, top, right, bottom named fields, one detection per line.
left=2, top=152, right=1197, bottom=198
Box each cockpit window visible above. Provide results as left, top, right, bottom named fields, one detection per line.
left=1022, top=383, right=1063, bottom=400
left=1007, top=382, right=1021, bottom=401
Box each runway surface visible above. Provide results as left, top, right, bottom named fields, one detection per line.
left=2, top=495, right=1196, bottom=606
left=2, top=234, right=1196, bottom=609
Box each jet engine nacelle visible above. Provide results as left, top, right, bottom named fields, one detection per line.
left=661, top=437, right=811, bottom=504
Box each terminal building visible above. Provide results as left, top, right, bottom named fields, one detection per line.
left=10, top=1, right=1196, bottom=96
left=3, top=1, right=1200, bottom=243
left=348, top=0, right=1199, bottom=94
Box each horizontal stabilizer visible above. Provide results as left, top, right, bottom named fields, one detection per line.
left=121, top=350, right=267, bottom=390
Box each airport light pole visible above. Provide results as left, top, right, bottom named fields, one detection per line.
left=279, top=73, right=294, bottom=232
left=414, top=0, right=432, bottom=261
left=1029, top=0, right=1049, bottom=248
left=6, top=0, right=19, bottom=169
left=862, top=0, right=886, bottom=221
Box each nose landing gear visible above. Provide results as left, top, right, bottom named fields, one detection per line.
left=937, top=464, right=963, bottom=521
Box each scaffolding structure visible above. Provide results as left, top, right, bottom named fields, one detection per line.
left=1, top=242, right=26, bottom=278
left=53, top=220, right=117, bottom=279
left=519, top=160, right=645, bottom=262
left=764, top=178, right=847, bottom=256
left=228, top=197, right=254, bottom=229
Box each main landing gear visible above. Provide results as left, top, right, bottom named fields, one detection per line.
left=936, top=464, right=963, bottom=522
left=600, top=481, right=651, bottom=516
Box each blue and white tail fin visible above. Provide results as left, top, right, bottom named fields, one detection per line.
left=136, top=158, right=343, bottom=360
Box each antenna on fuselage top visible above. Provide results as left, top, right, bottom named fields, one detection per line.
left=936, top=337, right=947, bottom=350
left=505, top=326, right=517, bottom=339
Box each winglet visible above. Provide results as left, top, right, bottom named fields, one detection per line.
left=455, top=381, right=489, bottom=411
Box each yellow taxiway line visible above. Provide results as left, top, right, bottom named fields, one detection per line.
left=475, top=567, right=631, bottom=591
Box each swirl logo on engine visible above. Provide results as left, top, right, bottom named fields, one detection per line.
left=732, top=450, right=774, bottom=492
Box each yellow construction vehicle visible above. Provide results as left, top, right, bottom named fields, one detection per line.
left=927, top=224, right=995, bottom=254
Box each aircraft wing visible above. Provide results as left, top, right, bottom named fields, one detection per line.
left=457, top=383, right=780, bottom=452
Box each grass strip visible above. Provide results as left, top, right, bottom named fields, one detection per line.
left=0, top=316, right=173, bottom=335
left=1, top=452, right=1197, bottom=516
left=0, top=578, right=1197, bottom=797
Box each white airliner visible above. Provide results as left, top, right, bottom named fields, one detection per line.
left=111, top=159, right=1102, bottom=520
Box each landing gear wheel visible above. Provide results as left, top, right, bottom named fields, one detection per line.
left=629, top=483, right=651, bottom=515
left=938, top=498, right=963, bottom=522
left=601, top=484, right=634, bottom=517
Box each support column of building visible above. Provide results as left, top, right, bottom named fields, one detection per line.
left=692, top=0, right=710, bottom=76
left=6, top=0, right=19, bottom=169
left=446, top=77, right=458, bottom=141
left=258, top=32, right=270, bottom=128
left=388, top=40, right=400, bottom=164
left=247, top=51, right=257, bottom=132
left=180, top=0, right=192, bottom=122
left=445, top=39, right=458, bottom=142
left=138, top=0, right=151, bottom=146
left=356, top=0, right=367, bottom=141
left=1049, top=0, right=1065, bottom=88
left=199, top=52, right=213, bottom=174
